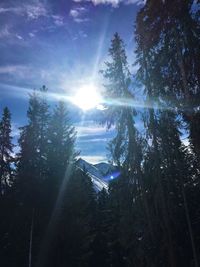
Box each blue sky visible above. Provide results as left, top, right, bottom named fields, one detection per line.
left=0, top=0, right=144, bottom=163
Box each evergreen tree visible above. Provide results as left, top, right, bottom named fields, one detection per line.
left=135, top=2, right=200, bottom=265
left=0, top=107, right=14, bottom=195
left=37, top=85, right=50, bottom=180
left=47, top=168, right=96, bottom=267
left=101, top=33, right=140, bottom=175
left=41, top=101, right=77, bottom=247
left=101, top=33, right=158, bottom=266
left=158, top=110, right=199, bottom=267
left=47, top=101, right=76, bottom=195
left=0, top=107, right=15, bottom=266
left=17, top=87, right=49, bottom=204
left=12, top=87, right=50, bottom=267
left=135, top=0, right=200, bottom=156
left=90, top=188, right=110, bottom=267
left=35, top=101, right=78, bottom=267
left=146, top=110, right=199, bottom=266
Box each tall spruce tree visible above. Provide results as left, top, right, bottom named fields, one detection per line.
left=46, top=169, right=96, bottom=267
left=90, top=188, right=110, bottom=267
left=101, top=33, right=139, bottom=173
left=33, top=101, right=78, bottom=267
left=145, top=109, right=199, bottom=266
left=135, top=2, right=200, bottom=265
left=37, top=85, right=50, bottom=180
left=0, top=107, right=14, bottom=195
left=135, top=0, right=200, bottom=156
left=101, top=33, right=158, bottom=267
left=17, top=87, right=49, bottom=204
left=158, top=110, right=199, bottom=267
left=0, top=107, right=14, bottom=266
left=47, top=101, right=76, bottom=181
left=13, top=87, right=50, bottom=267
left=45, top=101, right=77, bottom=211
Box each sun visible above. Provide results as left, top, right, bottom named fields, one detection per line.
left=71, top=84, right=102, bottom=111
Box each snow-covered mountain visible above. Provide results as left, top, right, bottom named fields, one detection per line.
left=76, top=158, right=112, bottom=192
left=94, top=162, right=116, bottom=180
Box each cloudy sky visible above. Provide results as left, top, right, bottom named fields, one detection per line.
left=0, top=0, right=144, bottom=163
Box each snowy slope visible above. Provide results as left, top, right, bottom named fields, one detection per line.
left=94, top=162, right=116, bottom=177
left=76, top=158, right=108, bottom=192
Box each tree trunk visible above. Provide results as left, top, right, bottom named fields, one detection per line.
left=150, top=108, right=176, bottom=267
left=29, top=209, right=34, bottom=267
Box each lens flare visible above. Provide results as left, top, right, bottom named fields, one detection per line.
left=71, top=84, right=102, bottom=111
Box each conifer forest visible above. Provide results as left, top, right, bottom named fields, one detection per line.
left=1, top=1, right=200, bottom=266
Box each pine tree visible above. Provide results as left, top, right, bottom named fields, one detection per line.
left=45, top=101, right=77, bottom=216
left=47, top=168, right=96, bottom=267
left=101, top=33, right=138, bottom=173
left=158, top=110, right=199, bottom=267
left=0, top=107, right=15, bottom=266
left=135, top=2, right=200, bottom=265
left=47, top=101, right=76, bottom=184
left=102, top=33, right=159, bottom=266
left=135, top=0, right=200, bottom=156
left=17, top=88, right=49, bottom=204
left=90, top=188, right=110, bottom=267
left=37, top=85, right=50, bottom=180
left=0, top=107, right=14, bottom=195
left=108, top=175, right=139, bottom=267
left=13, top=87, right=50, bottom=267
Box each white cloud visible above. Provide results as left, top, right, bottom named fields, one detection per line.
left=25, top=3, right=48, bottom=19
left=70, top=9, right=79, bottom=18
left=69, top=7, right=89, bottom=23
left=0, top=83, right=31, bottom=100
left=16, top=34, right=23, bottom=40
left=52, top=15, right=64, bottom=26
left=0, top=2, right=66, bottom=41
left=0, top=65, right=27, bottom=74
left=0, top=25, right=10, bottom=38
left=0, top=1, right=48, bottom=20
left=73, top=17, right=89, bottom=23
left=70, top=7, right=87, bottom=18
left=80, top=155, right=108, bottom=164
left=73, top=30, right=88, bottom=40
left=79, top=30, right=88, bottom=38
left=79, top=137, right=108, bottom=143
left=0, top=2, right=68, bottom=30
left=76, top=124, right=108, bottom=137
left=0, top=25, right=25, bottom=41
left=73, top=0, right=145, bottom=7
left=0, top=64, right=56, bottom=83
left=11, top=123, right=20, bottom=138
left=0, top=7, right=21, bottom=14
left=126, top=0, right=145, bottom=5
left=29, top=32, right=35, bottom=38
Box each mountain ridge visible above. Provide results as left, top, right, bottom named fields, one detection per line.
left=76, top=158, right=116, bottom=192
